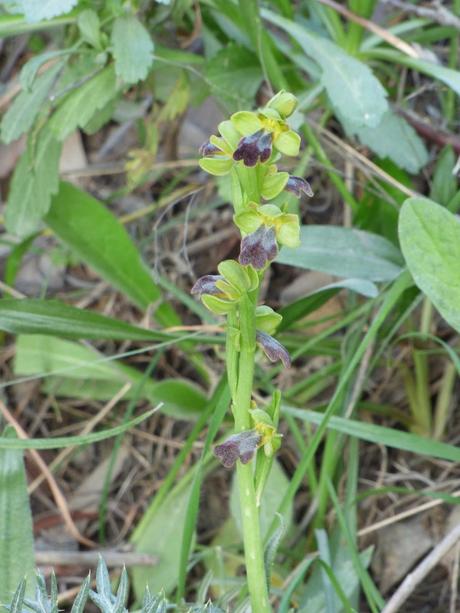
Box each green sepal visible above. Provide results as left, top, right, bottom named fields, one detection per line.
left=199, top=156, right=233, bottom=176
left=267, top=390, right=281, bottom=428
left=231, top=110, right=262, bottom=135
left=218, top=260, right=259, bottom=294
left=234, top=209, right=261, bottom=234
left=227, top=325, right=241, bottom=352
left=266, top=90, right=298, bottom=118
left=251, top=408, right=274, bottom=428
left=209, top=134, right=231, bottom=155
left=254, top=449, right=273, bottom=507
left=255, top=305, right=283, bottom=334
left=218, top=119, right=240, bottom=149
left=274, top=129, right=301, bottom=156
left=277, top=215, right=300, bottom=248
left=215, top=279, right=241, bottom=300
left=259, top=203, right=283, bottom=218
left=201, top=294, right=236, bottom=314
left=261, top=170, right=289, bottom=200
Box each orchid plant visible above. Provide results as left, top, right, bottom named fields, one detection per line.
left=192, top=91, right=312, bottom=612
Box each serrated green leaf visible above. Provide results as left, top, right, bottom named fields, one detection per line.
left=49, top=65, right=117, bottom=140
left=45, top=182, right=178, bottom=324
left=1, top=62, right=62, bottom=144
left=0, top=427, right=36, bottom=602
left=18, top=0, right=78, bottom=22
left=5, top=128, right=62, bottom=237
left=277, top=225, right=404, bottom=282
left=77, top=9, right=101, bottom=49
left=262, top=8, right=388, bottom=128
left=399, top=197, right=460, bottom=334
left=111, top=14, right=154, bottom=84
left=346, top=110, right=428, bottom=174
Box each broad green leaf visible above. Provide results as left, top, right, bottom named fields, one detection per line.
left=15, top=335, right=207, bottom=419
left=283, top=406, right=460, bottom=462
left=277, top=225, right=404, bottom=281
left=262, top=9, right=388, bottom=128
left=0, top=299, right=171, bottom=341
left=205, top=43, right=263, bottom=108
left=346, top=110, right=428, bottom=174
left=131, top=481, right=194, bottom=598
left=45, top=182, right=177, bottom=323
left=5, top=128, right=61, bottom=237
left=0, top=407, right=157, bottom=449
left=49, top=66, right=117, bottom=140
left=77, top=9, right=101, bottom=49
left=0, top=427, right=36, bottom=601
left=399, top=197, right=460, bottom=333
left=17, top=0, right=78, bottom=22
left=230, top=460, right=293, bottom=539
left=1, top=62, right=62, bottom=143
left=111, top=14, right=154, bottom=84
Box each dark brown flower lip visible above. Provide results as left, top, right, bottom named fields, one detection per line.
left=285, top=175, right=314, bottom=198
left=256, top=330, right=291, bottom=368
left=239, top=225, right=277, bottom=270
left=191, top=274, right=224, bottom=296
left=213, top=430, right=261, bottom=468
left=233, top=130, right=273, bottom=167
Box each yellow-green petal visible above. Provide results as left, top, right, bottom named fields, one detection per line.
left=218, top=119, right=240, bottom=149
left=274, top=129, right=301, bottom=157
left=277, top=219, right=300, bottom=248
left=202, top=294, right=236, bottom=314
left=261, top=171, right=289, bottom=200
left=266, top=90, right=298, bottom=118
left=199, top=156, right=233, bottom=176
left=230, top=111, right=262, bottom=136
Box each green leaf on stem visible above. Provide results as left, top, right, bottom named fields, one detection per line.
left=0, top=428, right=36, bottom=600
left=399, top=196, right=460, bottom=334
left=111, top=14, right=154, bottom=84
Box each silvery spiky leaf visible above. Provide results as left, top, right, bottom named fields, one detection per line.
left=22, top=570, right=58, bottom=613
left=142, top=586, right=167, bottom=613
left=89, top=557, right=128, bottom=613
left=8, top=578, right=26, bottom=613
left=70, top=574, right=90, bottom=613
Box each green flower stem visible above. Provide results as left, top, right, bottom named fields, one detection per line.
left=232, top=292, right=271, bottom=613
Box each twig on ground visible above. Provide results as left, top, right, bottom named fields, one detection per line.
left=0, top=398, right=95, bottom=548
left=382, top=522, right=460, bottom=613
left=383, top=0, right=460, bottom=30
left=318, top=0, right=420, bottom=57
left=35, top=549, right=157, bottom=567
left=28, top=382, right=132, bottom=493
